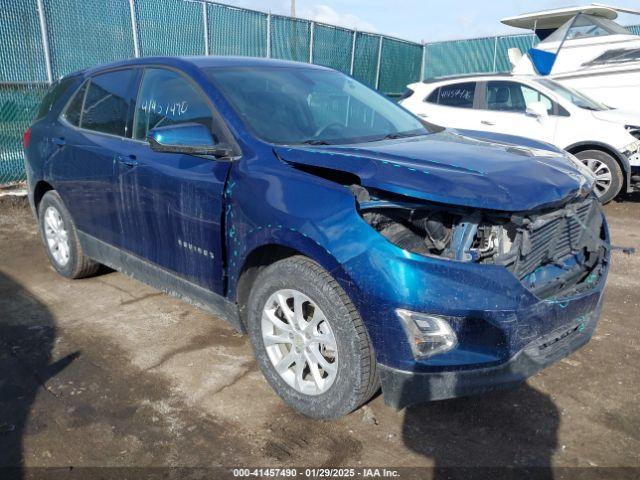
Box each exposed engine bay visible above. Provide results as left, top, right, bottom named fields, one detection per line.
left=351, top=185, right=609, bottom=299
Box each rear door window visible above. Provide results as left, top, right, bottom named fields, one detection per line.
left=435, top=82, right=476, bottom=108
left=133, top=68, right=221, bottom=143
left=81, top=69, right=137, bottom=137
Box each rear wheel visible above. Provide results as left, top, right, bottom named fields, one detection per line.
left=38, top=191, right=100, bottom=279
left=246, top=256, right=378, bottom=419
left=574, top=149, right=623, bottom=204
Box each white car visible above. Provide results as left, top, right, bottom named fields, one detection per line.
left=400, top=74, right=640, bottom=203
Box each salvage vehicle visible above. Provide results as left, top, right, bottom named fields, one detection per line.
left=24, top=57, right=610, bottom=419
left=400, top=73, right=640, bottom=203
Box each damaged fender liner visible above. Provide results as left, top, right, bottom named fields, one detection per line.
left=379, top=313, right=595, bottom=409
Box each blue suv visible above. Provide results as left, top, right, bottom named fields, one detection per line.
left=24, top=57, right=609, bottom=419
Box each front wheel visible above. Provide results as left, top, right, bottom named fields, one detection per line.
left=246, top=256, right=378, bottom=419
left=575, top=150, right=623, bottom=204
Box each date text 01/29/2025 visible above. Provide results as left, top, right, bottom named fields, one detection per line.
left=232, top=468, right=400, bottom=477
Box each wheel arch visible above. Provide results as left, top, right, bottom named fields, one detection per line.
left=32, top=180, right=55, bottom=214
left=232, top=239, right=356, bottom=330
left=565, top=141, right=631, bottom=192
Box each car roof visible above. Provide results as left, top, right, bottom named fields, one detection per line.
left=77, top=55, right=331, bottom=78
left=421, top=73, right=513, bottom=85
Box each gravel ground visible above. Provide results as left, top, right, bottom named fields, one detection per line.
left=0, top=193, right=638, bottom=479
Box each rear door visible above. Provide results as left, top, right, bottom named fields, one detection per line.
left=114, top=67, right=233, bottom=294
left=53, top=68, right=139, bottom=246
left=478, top=80, right=559, bottom=143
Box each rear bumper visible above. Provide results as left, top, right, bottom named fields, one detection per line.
left=379, top=305, right=599, bottom=410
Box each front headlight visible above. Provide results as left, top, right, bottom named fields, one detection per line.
left=396, top=309, right=458, bottom=359
left=625, top=125, right=640, bottom=140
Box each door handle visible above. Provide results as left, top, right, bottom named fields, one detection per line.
left=418, top=113, right=429, bottom=118
left=116, top=154, right=138, bottom=167
left=481, top=120, right=495, bottom=126
left=52, top=137, right=65, bottom=147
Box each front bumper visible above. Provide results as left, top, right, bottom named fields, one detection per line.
left=630, top=165, right=640, bottom=192
left=379, top=300, right=601, bottom=409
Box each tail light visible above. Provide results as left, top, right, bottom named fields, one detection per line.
left=23, top=127, right=32, bottom=150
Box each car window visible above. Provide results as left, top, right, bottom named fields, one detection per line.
left=425, top=88, right=440, bottom=104
left=486, top=81, right=553, bottom=114
left=205, top=66, right=428, bottom=145
left=521, top=85, right=553, bottom=113
left=81, top=69, right=137, bottom=137
left=36, top=77, right=76, bottom=120
left=133, top=68, right=220, bottom=143
left=436, top=82, right=476, bottom=109
left=63, top=81, right=88, bottom=127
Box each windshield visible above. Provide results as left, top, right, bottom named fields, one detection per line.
left=541, top=14, right=631, bottom=45
left=536, top=79, right=610, bottom=111
left=204, top=66, right=428, bottom=145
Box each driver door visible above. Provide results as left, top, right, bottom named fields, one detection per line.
left=114, top=67, right=232, bottom=294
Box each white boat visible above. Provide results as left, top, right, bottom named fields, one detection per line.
left=502, top=4, right=640, bottom=110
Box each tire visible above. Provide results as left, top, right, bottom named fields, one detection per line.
left=246, top=256, right=379, bottom=419
left=38, top=190, right=100, bottom=279
left=574, top=149, right=623, bottom=204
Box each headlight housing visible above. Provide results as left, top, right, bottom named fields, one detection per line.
left=396, top=309, right=458, bottom=359
left=358, top=198, right=518, bottom=263
left=625, top=125, right=640, bottom=141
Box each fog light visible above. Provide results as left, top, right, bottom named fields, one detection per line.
left=396, top=309, right=458, bottom=359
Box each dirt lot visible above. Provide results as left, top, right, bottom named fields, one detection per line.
left=0, top=193, right=639, bottom=478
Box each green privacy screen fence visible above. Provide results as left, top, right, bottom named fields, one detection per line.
left=1, top=0, right=639, bottom=184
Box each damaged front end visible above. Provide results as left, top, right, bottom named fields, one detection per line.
left=353, top=185, right=609, bottom=300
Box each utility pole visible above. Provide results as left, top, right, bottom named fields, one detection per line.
left=291, top=0, right=296, bottom=18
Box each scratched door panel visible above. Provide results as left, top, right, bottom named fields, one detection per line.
left=114, top=67, right=232, bottom=294
left=116, top=152, right=229, bottom=293
left=52, top=69, right=138, bottom=247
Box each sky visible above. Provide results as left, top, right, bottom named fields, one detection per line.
left=220, top=0, right=640, bottom=43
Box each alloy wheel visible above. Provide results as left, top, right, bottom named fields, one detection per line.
left=43, top=206, right=70, bottom=266
left=261, top=289, right=338, bottom=395
left=581, top=157, right=612, bottom=198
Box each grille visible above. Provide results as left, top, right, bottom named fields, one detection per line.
left=515, top=199, right=596, bottom=279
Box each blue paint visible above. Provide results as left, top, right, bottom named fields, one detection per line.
left=24, top=56, right=609, bottom=397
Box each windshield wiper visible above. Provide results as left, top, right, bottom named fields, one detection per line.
left=298, top=139, right=332, bottom=145
left=379, top=131, right=423, bottom=141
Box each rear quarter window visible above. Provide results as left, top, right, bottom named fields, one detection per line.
left=62, top=81, right=88, bottom=127
left=425, top=87, right=440, bottom=104
left=35, top=77, right=76, bottom=120
left=400, top=88, right=414, bottom=100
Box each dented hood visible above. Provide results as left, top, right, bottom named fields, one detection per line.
left=275, top=131, right=593, bottom=212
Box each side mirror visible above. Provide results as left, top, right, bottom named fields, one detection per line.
left=525, top=101, right=549, bottom=119
left=148, top=123, right=233, bottom=158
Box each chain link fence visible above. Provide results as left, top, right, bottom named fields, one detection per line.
left=2, top=0, right=639, bottom=185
